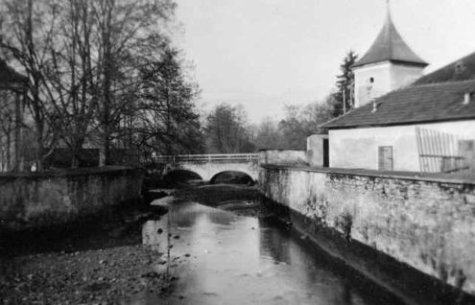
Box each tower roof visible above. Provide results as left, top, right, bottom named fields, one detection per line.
left=353, top=11, right=428, bottom=68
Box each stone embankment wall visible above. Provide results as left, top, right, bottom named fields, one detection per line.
left=0, top=167, right=143, bottom=230
left=260, top=164, right=475, bottom=302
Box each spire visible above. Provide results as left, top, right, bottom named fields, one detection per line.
left=353, top=3, right=428, bottom=68
left=386, top=0, right=391, bottom=19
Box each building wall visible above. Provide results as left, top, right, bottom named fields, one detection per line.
left=306, top=135, right=328, bottom=167
left=389, top=63, right=425, bottom=89
left=0, top=167, right=143, bottom=230
left=329, top=120, right=475, bottom=171
left=354, top=62, right=391, bottom=108
left=354, top=61, right=424, bottom=108
left=260, top=165, right=475, bottom=300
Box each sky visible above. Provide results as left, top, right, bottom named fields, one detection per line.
left=174, top=0, right=475, bottom=124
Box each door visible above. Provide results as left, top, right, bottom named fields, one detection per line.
left=378, top=146, right=393, bottom=171
left=323, top=138, right=329, bottom=167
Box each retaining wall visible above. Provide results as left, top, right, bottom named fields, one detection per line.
left=260, top=164, right=475, bottom=304
left=259, top=150, right=307, bottom=165
left=0, top=167, right=143, bottom=230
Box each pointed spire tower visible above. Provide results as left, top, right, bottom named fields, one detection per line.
left=353, top=1, right=428, bottom=108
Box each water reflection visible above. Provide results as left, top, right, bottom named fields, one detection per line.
left=258, top=218, right=290, bottom=264
left=142, top=201, right=404, bottom=305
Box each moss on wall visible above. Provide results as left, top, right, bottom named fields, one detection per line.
left=260, top=164, right=475, bottom=300
left=0, top=167, right=143, bottom=230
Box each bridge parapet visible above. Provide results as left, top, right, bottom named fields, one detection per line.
left=154, top=153, right=259, bottom=164
left=154, top=153, right=260, bottom=181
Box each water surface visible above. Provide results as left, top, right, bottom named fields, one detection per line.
left=143, top=200, right=404, bottom=305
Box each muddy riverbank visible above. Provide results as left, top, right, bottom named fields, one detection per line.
left=0, top=185, right=260, bottom=305
left=0, top=184, right=410, bottom=305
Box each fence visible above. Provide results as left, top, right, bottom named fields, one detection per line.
left=415, top=127, right=466, bottom=173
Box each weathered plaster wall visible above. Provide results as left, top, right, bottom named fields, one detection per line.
left=259, top=150, right=307, bottom=165
left=0, top=167, right=143, bottom=230
left=354, top=61, right=424, bottom=108
left=390, top=64, right=425, bottom=89
left=306, top=134, right=327, bottom=167
left=329, top=120, right=475, bottom=171
left=329, top=125, right=419, bottom=171
left=354, top=62, right=392, bottom=108
left=260, top=165, right=475, bottom=298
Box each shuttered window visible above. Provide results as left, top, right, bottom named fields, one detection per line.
left=378, top=146, right=393, bottom=171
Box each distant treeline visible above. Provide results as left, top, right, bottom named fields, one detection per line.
left=0, top=0, right=357, bottom=170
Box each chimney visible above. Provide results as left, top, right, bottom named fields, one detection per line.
left=371, top=100, right=378, bottom=113
left=463, top=92, right=473, bottom=105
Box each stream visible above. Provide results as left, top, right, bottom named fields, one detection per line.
left=142, top=198, right=405, bottom=305
left=0, top=189, right=407, bottom=304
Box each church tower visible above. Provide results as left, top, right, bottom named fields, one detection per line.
left=353, top=3, right=428, bottom=108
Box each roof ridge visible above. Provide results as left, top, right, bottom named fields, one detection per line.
left=410, top=78, right=475, bottom=89
left=386, top=11, right=394, bottom=59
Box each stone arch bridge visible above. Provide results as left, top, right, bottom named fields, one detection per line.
left=155, top=153, right=260, bottom=182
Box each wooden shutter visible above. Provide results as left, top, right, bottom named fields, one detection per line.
left=378, top=146, right=393, bottom=171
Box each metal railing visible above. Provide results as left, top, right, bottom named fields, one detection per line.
left=153, top=153, right=259, bottom=164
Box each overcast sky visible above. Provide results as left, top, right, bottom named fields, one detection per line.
left=174, top=0, right=475, bottom=123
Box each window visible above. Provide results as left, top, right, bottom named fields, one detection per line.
left=378, top=146, right=393, bottom=171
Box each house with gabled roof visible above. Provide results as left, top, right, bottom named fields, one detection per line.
left=316, top=8, right=475, bottom=174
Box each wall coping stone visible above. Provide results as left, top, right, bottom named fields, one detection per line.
left=261, top=164, right=475, bottom=185
left=0, top=166, right=141, bottom=180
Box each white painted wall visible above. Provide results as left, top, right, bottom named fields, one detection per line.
left=354, top=62, right=391, bottom=108
left=389, top=64, right=425, bottom=89
left=329, top=120, right=475, bottom=171
left=306, top=134, right=327, bottom=167
left=353, top=61, right=424, bottom=108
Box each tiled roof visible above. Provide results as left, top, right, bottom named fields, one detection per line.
left=321, top=80, right=475, bottom=129
left=353, top=13, right=428, bottom=68
left=413, top=51, right=475, bottom=85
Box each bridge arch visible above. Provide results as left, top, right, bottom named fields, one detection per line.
left=209, top=170, right=255, bottom=185
left=157, top=153, right=260, bottom=182
left=163, top=168, right=203, bottom=184
left=177, top=162, right=258, bottom=182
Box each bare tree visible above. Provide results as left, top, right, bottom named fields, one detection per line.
left=0, top=0, right=63, bottom=170
left=89, top=0, right=176, bottom=165
left=205, top=103, right=255, bottom=153
left=0, top=0, right=177, bottom=168
left=45, top=0, right=99, bottom=167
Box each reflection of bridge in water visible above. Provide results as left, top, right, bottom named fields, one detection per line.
left=154, top=153, right=260, bottom=181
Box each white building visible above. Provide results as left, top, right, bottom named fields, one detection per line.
left=317, top=10, right=475, bottom=173
left=353, top=9, right=428, bottom=108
